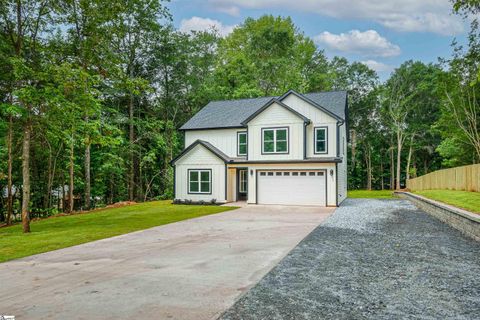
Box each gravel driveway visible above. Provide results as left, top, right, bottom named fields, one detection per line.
left=221, top=198, right=480, bottom=320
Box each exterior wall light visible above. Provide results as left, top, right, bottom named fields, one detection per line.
left=330, top=169, right=334, bottom=176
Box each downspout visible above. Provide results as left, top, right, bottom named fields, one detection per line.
left=303, top=122, right=307, bottom=159
left=173, top=165, right=176, bottom=200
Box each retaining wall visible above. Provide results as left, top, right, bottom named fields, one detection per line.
left=395, top=191, right=480, bottom=241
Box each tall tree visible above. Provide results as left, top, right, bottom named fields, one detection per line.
left=1, top=0, right=55, bottom=232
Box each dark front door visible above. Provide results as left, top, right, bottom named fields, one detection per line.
left=237, top=169, right=248, bottom=201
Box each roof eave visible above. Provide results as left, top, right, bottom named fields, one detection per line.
left=279, top=89, right=345, bottom=121
left=170, top=140, right=230, bottom=166
left=241, top=98, right=311, bottom=126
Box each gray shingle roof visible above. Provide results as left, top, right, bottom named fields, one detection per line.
left=180, top=91, right=347, bottom=130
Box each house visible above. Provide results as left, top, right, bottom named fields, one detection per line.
left=171, top=90, right=348, bottom=206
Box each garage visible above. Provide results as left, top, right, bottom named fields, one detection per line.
left=257, top=170, right=327, bottom=206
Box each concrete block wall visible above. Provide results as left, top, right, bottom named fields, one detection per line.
left=395, top=192, right=480, bottom=242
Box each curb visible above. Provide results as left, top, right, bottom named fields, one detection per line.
left=394, top=191, right=480, bottom=241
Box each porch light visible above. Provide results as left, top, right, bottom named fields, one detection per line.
left=330, top=169, right=334, bottom=176
left=250, top=169, right=253, bottom=176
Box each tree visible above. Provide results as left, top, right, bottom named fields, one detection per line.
left=214, top=15, right=322, bottom=98
left=1, top=0, right=57, bottom=231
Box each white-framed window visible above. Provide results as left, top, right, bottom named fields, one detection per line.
left=239, top=170, right=248, bottom=193
left=314, top=127, right=328, bottom=154
left=188, top=169, right=211, bottom=194
left=237, top=132, right=247, bottom=156
left=262, top=127, right=288, bottom=154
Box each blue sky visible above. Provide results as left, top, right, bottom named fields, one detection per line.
left=167, top=0, right=470, bottom=81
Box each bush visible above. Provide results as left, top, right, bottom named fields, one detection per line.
left=171, top=198, right=219, bottom=205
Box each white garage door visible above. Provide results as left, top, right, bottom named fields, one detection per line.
left=257, top=170, right=326, bottom=206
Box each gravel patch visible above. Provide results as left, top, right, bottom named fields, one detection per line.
left=221, top=198, right=480, bottom=320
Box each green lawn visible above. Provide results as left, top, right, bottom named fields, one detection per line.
left=414, top=190, right=480, bottom=214
left=348, top=190, right=395, bottom=199
left=0, top=201, right=236, bottom=263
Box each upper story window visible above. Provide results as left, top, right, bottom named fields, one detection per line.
left=188, top=169, right=211, bottom=194
left=237, top=132, right=247, bottom=156
left=262, top=127, right=288, bottom=154
left=315, top=127, right=328, bottom=154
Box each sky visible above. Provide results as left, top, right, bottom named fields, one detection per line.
left=166, top=0, right=472, bottom=81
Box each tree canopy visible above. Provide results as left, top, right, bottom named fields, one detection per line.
left=0, top=2, right=479, bottom=231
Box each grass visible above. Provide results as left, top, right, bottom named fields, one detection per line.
left=348, top=190, right=395, bottom=199
left=413, top=190, right=480, bottom=214
left=0, top=201, right=236, bottom=263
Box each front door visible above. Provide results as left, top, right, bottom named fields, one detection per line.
left=237, top=169, right=248, bottom=201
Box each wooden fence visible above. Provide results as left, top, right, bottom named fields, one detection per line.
left=407, top=164, right=480, bottom=192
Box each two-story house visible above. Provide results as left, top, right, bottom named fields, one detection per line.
left=171, top=90, right=348, bottom=206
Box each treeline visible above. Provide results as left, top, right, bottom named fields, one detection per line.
left=1, top=0, right=479, bottom=232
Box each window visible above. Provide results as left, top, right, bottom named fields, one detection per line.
left=262, top=128, right=288, bottom=154
left=239, top=170, right=248, bottom=193
left=315, top=127, right=328, bottom=154
left=188, top=170, right=211, bottom=194
left=237, top=132, right=247, bottom=156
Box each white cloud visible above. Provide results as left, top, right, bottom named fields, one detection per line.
left=179, top=16, right=236, bottom=37
left=217, top=5, right=241, bottom=17
left=208, top=0, right=464, bottom=35
left=361, top=60, right=393, bottom=73
left=314, top=30, right=401, bottom=57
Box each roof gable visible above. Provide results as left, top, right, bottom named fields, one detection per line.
left=241, top=98, right=310, bottom=125
left=279, top=90, right=343, bottom=122
left=170, top=140, right=230, bottom=165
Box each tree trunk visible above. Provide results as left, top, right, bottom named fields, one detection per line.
left=129, top=94, right=135, bottom=201
left=6, top=114, right=13, bottom=225
left=365, top=145, right=372, bottom=191
left=380, top=152, right=384, bottom=191
left=396, top=130, right=403, bottom=190
left=84, top=142, right=91, bottom=210
left=390, top=144, right=395, bottom=190
left=62, top=181, right=66, bottom=212
left=406, top=135, right=414, bottom=182
left=21, top=122, right=31, bottom=233
left=69, top=138, right=74, bottom=213
left=351, top=129, right=356, bottom=168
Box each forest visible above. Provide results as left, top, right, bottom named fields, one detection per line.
left=0, top=0, right=479, bottom=232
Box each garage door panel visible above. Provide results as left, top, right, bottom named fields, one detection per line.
left=257, top=170, right=326, bottom=206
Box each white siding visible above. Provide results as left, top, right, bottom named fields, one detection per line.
left=175, top=144, right=226, bottom=202
left=229, top=163, right=337, bottom=206
left=282, top=94, right=338, bottom=158
left=247, top=102, right=304, bottom=161
left=337, top=123, right=348, bottom=204
left=185, top=128, right=243, bottom=158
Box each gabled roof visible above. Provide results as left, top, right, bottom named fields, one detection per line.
left=179, top=90, right=347, bottom=130
left=279, top=90, right=344, bottom=122
left=240, top=98, right=310, bottom=126
left=170, top=140, right=232, bottom=165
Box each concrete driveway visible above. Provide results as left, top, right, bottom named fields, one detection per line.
left=222, top=199, right=480, bottom=320
left=0, top=204, right=333, bottom=320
